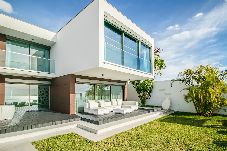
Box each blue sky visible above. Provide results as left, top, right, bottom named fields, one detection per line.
left=0, top=0, right=226, bottom=80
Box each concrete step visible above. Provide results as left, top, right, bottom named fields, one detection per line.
left=77, top=111, right=167, bottom=134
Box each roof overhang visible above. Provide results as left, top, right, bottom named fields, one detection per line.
left=0, top=14, right=56, bottom=46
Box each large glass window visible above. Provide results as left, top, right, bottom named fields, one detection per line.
left=76, top=84, right=95, bottom=113
left=30, top=45, right=50, bottom=73
left=6, top=39, right=30, bottom=70
left=104, top=22, right=122, bottom=65
left=4, top=79, right=50, bottom=110
left=75, top=83, right=123, bottom=113
left=111, top=85, right=123, bottom=100
left=95, top=85, right=110, bottom=101
left=5, top=84, right=30, bottom=107
left=5, top=37, right=51, bottom=73
left=139, top=43, right=151, bottom=73
left=124, top=35, right=138, bottom=69
left=104, top=21, right=152, bottom=73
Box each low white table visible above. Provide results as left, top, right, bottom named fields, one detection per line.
left=113, top=108, right=133, bottom=114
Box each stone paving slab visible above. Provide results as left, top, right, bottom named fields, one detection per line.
left=0, top=111, right=80, bottom=135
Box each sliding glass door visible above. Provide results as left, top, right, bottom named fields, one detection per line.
left=4, top=79, right=50, bottom=110
left=75, top=83, right=123, bottom=113
left=95, top=85, right=110, bottom=101
left=111, top=86, right=123, bottom=100
left=76, top=84, right=95, bottom=113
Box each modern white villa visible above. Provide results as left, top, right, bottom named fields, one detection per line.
left=0, top=0, right=154, bottom=124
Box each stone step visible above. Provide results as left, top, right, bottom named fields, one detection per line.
left=77, top=111, right=166, bottom=134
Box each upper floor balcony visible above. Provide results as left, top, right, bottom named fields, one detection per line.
left=0, top=50, right=55, bottom=73
left=0, top=37, right=55, bottom=78
left=104, top=21, right=152, bottom=74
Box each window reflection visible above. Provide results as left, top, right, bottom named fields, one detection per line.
left=4, top=79, right=50, bottom=110
left=104, top=21, right=152, bottom=73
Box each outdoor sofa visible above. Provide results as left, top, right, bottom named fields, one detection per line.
left=84, top=99, right=138, bottom=115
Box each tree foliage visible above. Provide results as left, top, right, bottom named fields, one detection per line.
left=131, top=79, right=154, bottom=106
left=177, top=65, right=227, bottom=116
left=154, top=48, right=166, bottom=75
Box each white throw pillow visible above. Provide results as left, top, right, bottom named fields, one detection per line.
left=98, top=100, right=106, bottom=107
left=105, top=101, right=112, bottom=107
left=111, top=100, right=117, bottom=106
left=116, top=99, right=123, bottom=106
left=89, top=101, right=99, bottom=109
left=88, top=100, right=96, bottom=104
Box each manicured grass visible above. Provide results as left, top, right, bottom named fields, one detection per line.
left=32, top=112, right=227, bottom=151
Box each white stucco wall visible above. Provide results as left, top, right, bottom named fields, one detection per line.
left=0, top=13, right=56, bottom=46
left=128, top=80, right=227, bottom=115
left=51, top=0, right=100, bottom=76
left=51, top=0, right=155, bottom=79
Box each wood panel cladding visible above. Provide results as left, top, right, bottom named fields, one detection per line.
left=50, top=74, right=76, bottom=114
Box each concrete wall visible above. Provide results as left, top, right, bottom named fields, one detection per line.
left=51, top=0, right=100, bottom=76
left=128, top=80, right=227, bottom=115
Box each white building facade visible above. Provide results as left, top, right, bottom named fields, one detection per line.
left=0, top=0, right=154, bottom=114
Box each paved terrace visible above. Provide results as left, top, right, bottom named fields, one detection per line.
left=0, top=111, right=80, bottom=135
left=78, top=108, right=162, bottom=125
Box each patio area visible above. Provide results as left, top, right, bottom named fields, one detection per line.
left=78, top=107, right=162, bottom=125
left=0, top=111, right=80, bottom=135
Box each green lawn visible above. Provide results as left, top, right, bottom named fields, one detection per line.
left=32, top=112, right=227, bottom=151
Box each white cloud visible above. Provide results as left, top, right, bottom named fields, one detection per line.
left=155, top=2, right=227, bottom=80
left=166, top=24, right=180, bottom=31
left=0, top=0, right=13, bottom=13
left=193, top=12, right=203, bottom=18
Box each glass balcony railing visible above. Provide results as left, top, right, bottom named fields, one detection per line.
left=104, top=41, right=152, bottom=73
left=0, top=50, right=55, bottom=74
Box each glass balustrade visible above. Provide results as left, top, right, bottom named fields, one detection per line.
left=0, top=50, right=55, bottom=73
left=104, top=21, right=152, bottom=73
left=104, top=39, right=152, bottom=73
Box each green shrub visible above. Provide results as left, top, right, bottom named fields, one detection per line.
left=131, top=79, right=153, bottom=106
left=177, top=65, right=227, bottom=116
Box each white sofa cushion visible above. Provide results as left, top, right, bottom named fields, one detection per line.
left=122, top=101, right=138, bottom=111
left=88, top=101, right=99, bottom=109
left=122, top=101, right=138, bottom=105
left=116, top=99, right=123, bottom=106
left=111, top=100, right=118, bottom=106
left=98, top=101, right=112, bottom=107
left=98, top=100, right=105, bottom=107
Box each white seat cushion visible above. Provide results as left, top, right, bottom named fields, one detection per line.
left=116, top=99, right=123, bottom=106
left=98, top=100, right=106, bottom=107
left=111, top=100, right=118, bottom=106
left=98, top=101, right=112, bottom=107
left=89, top=101, right=99, bottom=109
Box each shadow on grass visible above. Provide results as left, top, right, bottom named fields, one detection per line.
left=217, top=130, right=227, bottom=135
left=160, top=116, right=208, bottom=127
left=159, top=112, right=227, bottom=128
left=213, top=141, right=227, bottom=148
